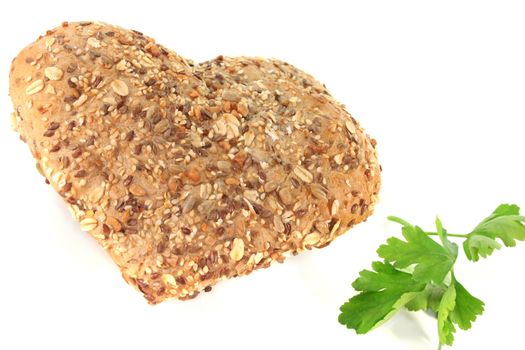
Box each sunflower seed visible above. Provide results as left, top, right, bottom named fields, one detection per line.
left=44, top=67, right=64, bottom=81
left=25, top=79, right=44, bottom=95
left=345, top=120, right=356, bottom=134
left=303, top=232, right=320, bottom=246
left=129, top=183, right=146, bottom=196
left=222, top=89, right=241, bottom=102
left=273, top=215, right=285, bottom=233
left=331, top=199, right=340, bottom=216
left=111, top=79, right=129, bottom=96
left=87, top=37, right=101, bottom=48
left=106, top=216, right=122, bottom=232
left=73, top=94, right=88, bottom=108
left=230, top=238, right=245, bottom=261
left=278, top=187, right=293, bottom=205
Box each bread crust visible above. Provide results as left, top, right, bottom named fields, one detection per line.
left=9, top=21, right=380, bottom=303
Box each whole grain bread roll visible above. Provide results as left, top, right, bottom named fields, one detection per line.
left=9, top=21, right=381, bottom=303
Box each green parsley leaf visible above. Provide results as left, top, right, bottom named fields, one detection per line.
left=464, top=204, right=525, bottom=261
left=436, top=217, right=459, bottom=257
left=377, top=219, right=457, bottom=284
left=437, top=277, right=484, bottom=347
left=405, top=283, right=446, bottom=313
left=463, top=234, right=502, bottom=261
left=438, top=281, right=457, bottom=346
left=449, top=280, right=484, bottom=330
left=338, top=261, right=426, bottom=333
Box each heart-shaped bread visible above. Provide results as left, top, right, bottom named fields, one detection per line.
left=9, top=21, right=380, bottom=303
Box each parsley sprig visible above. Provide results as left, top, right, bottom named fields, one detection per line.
left=338, top=204, right=525, bottom=348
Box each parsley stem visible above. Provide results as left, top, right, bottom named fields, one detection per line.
left=387, top=216, right=413, bottom=227
left=425, top=232, right=469, bottom=238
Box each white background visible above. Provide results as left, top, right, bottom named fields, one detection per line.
left=1, top=1, right=524, bottom=349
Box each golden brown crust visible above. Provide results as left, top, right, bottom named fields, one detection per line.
left=9, top=21, right=381, bottom=303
